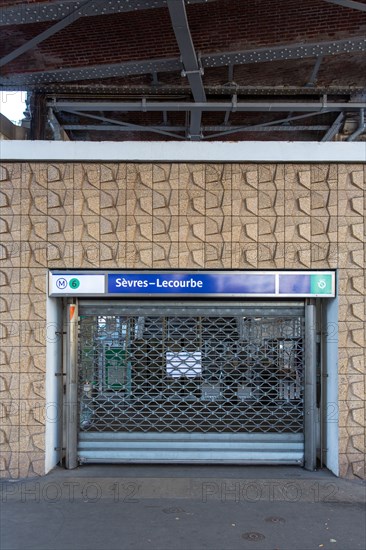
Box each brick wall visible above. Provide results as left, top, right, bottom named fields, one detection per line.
left=0, top=161, right=365, bottom=479
left=2, top=0, right=366, bottom=75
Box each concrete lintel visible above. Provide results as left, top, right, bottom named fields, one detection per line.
left=1, top=140, right=365, bottom=162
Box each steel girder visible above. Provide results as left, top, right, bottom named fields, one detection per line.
left=0, top=0, right=212, bottom=26
left=324, top=0, right=366, bottom=12
left=49, top=99, right=366, bottom=112
left=0, top=0, right=94, bottom=68
left=321, top=112, right=345, bottom=141
left=2, top=36, right=365, bottom=87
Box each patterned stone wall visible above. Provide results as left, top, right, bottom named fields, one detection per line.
left=0, top=162, right=364, bottom=479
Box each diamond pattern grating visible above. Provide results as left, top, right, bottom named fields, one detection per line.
left=78, top=309, right=304, bottom=434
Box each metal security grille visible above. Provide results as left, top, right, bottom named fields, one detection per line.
left=77, top=304, right=305, bottom=438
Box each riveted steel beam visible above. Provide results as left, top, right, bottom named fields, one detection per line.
left=321, top=112, right=344, bottom=141
left=49, top=99, right=366, bottom=112
left=56, top=108, right=186, bottom=139
left=167, top=0, right=206, bottom=102
left=324, top=0, right=366, bottom=12
left=3, top=36, right=365, bottom=87
left=0, top=0, right=213, bottom=26
left=63, top=123, right=329, bottom=132
left=0, top=0, right=94, bottom=68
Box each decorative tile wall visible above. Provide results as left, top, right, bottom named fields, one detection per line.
left=0, top=162, right=364, bottom=479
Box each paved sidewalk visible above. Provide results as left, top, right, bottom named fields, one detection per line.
left=1, top=465, right=365, bottom=550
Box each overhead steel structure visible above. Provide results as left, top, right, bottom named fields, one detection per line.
left=1, top=0, right=366, bottom=141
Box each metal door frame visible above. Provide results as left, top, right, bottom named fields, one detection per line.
left=64, top=299, right=318, bottom=470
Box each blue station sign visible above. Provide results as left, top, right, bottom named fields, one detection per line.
left=49, top=271, right=336, bottom=298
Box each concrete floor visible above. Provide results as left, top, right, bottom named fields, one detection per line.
left=1, top=465, right=365, bottom=550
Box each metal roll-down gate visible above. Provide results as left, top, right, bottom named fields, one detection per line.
left=65, top=300, right=317, bottom=468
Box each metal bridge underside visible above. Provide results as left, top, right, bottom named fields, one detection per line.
left=1, top=0, right=366, bottom=141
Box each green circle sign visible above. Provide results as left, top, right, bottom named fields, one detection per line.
left=69, top=278, right=80, bottom=290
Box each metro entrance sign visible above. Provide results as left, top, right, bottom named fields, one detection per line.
left=49, top=271, right=336, bottom=297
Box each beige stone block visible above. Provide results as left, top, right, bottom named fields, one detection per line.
left=152, top=189, right=178, bottom=216
left=100, top=216, right=126, bottom=242
left=0, top=424, right=19, bottom=452
left=338, top=348, right=365, bottom=375
left=19, top=426, right=45, bottom=452
left=20, top=347, right=47, bottom=374
left=0, top=347, right=20, bottom=372
left=0, top=215, right=21, bottom=242
left=0, top=451, right=18, bottom=479
left=258, top=217, right=284, bottom=243
left=284, top=164, right=308, bottom=190
left=100, top=188, right=126, bottom=217
left=339, top=375, right=365, bottom=403
left=153, top=243, right=179, bottom=268
left=47, top=242, right=75, bottom=268
left=151, top=164, right=169, bottom=185
left=20, top=216, right=47, bottom=242
left=178, top=216, right=205, bottom=242
left=47, top=215, right=74, bottom=242
left=338, top=400, right=364, bottom=429
left=310, top=164, right=337, bottom=189
left=0, top=373, right=19, bottom=401
left=126, top=188, right=152, bottom=216
left=178, top=242, right=204, bottom=268
left=21, top=188, right=48, bottom=216
left=336, top=242, right=364, bottom=269
left=20, top=295, right=46, bottom=322
left=205, top=217, right=231, bottom=243
left=232, top=219, right=258, bottom=243
left=337, top=165, right=365, bottom=189
left=0, top=268, right=21, bottom=294
left=0, top=292, right=20, bottom=317
left=231, top=243, right=258, bottom=269
left=257, top=243, right=285, bottom=269
left=284, top=188, right=310, bottom=216
left=126, top=216, right=153, bottom=242
left=338, top=321, right=365, bottom=348
left=0, top=242, right=22, bottom=268
left=204, top=243, right=232, bottom=269
left=205, top=163, right=221, bottom=184
left=257, top=189, right=284, bottom=216
left=338, top=190, right=364, bottom=217
left=311, top=216, right=337, bottom=242
left=73, top=243, right=100, bottom=268
left=20, top=242, right=49, bottom=268
left=18, top=321, right=46, bottom=347
left=12, top=399, right=46, bottom=427
left=127, top=163, right=152, bottom=189
left=153, top=216, right=179, bottom=242
left=47, top=189, right=74, bottom=216
left=101, top=163, right=124, bottom=189
left=232, top=189, right=258, bottom=216
left=0, top=187, right=23, bottom=216
left=338, top=270, right=365, bottom=295
left=284, top=217, right=310, bottom=243
left=74, top=216, right=100, bottom=242
left=80, top=164, right=102, bottom=189
left=98, top=163, right=119, bottom=187
left=243, top=166, right=258, bottom=189
left=337, top=217, right=364, bottom=242
left=19, top=451, right=45, bottom=477
left=338, top=452, right=365, bottom=479
left=20, top=268, right=47, bottom=294
left=309, top=243, right=337, bottom=268
left=18, top=373, right=45, bottom=401
left=310, top=189, right=338, bottom=216
left=339, top=296, right=365, bottom=323
left=125, top=242, right=153, bottom=268
left=257, top=164, right=275, bottom=186
left=101, top=242, right=126, bottom=266
left=99, top=243, right=122, bottom=268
